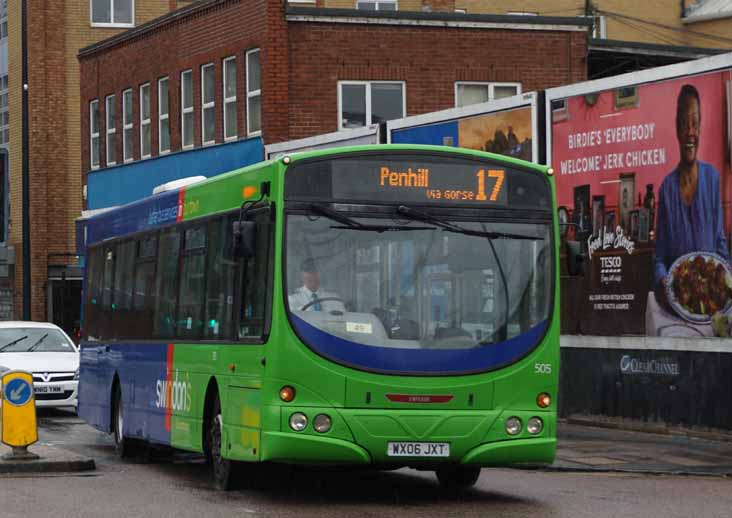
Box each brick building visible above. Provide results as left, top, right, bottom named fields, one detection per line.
left=5, top=1, right=194, bottom=332
left=79, top=0, right=589, bottom=213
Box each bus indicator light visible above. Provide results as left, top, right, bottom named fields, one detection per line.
left=279, top=386, right=296, bottom=402
left=536, top=393, right=551, bottom=408
left=242, top=185, right=258, bottom=199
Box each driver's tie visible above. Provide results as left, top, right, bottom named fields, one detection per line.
left=311, top=292, right=322, bottom=311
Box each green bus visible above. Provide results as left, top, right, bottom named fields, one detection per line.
left=78, top=144, right=559, bottom=490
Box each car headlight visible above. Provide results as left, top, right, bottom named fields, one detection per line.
left=74, top=368, right=79, bottom=380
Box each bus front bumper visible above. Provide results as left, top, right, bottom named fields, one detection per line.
left=260, top=431, right=555, bottom=467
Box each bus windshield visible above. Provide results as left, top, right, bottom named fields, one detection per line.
left=285, top=208, right=553, bottom=375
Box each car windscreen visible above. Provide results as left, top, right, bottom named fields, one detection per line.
left=0, top=328, right=76, bottom=353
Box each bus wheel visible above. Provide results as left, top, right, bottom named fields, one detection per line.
left=112, top=384, right=133, bottom=459
left=207, top=397, right=234, bottom=490
left=435, top=466, right=481, bottom=491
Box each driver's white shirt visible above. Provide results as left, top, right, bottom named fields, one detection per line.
left=288, top=286, right=346, bottom=312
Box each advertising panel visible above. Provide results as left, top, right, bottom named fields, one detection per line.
left=552, top=70, right=732, bottom=337
left=388, top=93, right=539, bottom=163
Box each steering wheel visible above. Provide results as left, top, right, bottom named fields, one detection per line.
left=300, top=297, right=345, bottom=311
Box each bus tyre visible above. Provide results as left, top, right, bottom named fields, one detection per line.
left=112, top=384, right=133, bottom=459
left=435, top=466, right=481, bottom=491
left=207, top=397, right=235, bottom=490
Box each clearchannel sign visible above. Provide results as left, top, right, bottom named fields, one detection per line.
left=620, top=354, right=680, bottom=376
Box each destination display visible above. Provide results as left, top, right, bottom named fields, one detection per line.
left=285, top=154, right=551, bottom=210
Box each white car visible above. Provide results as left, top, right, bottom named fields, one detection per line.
left=0, top=321, right=79, bottom=409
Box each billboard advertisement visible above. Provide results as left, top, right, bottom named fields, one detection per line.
left=552, top=70, right=732, bottom=338
left=389, top=93, right=539, bottom=163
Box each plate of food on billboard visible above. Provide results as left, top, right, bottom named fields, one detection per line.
left=666, top=252, right=732, bottom=324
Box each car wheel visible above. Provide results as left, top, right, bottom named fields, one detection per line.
left=112, top=384, right=133, bottom=459
left=435, top=466, right=481, bottom=491
left=207, top=396, right=235, bottom=490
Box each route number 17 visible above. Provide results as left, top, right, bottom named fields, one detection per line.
left=476, top=169, right=505, bottom=202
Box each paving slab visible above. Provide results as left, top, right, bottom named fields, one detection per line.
left=0, top=442, right=95, bottom=474
left=548, top=421, right=732, bottom=476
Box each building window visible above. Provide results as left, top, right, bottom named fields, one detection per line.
left=0, top=75, right=8, bottom=146
left=591, top=15, right=607, bottom=39
left=105, top=95, right=116, bottom=166
left=158, top=77, right=170, bottom=154
left=91, top=0, right=134, bottom=27
left=338, top=81, right=405, bottom=130
left=181, top=69, right=193, bottom=149
left=122, top=89, right=133, bottom=162
left=246, top=49, right=261, bottom=136
left=454, top=82, right=521, bottom=107
left=90, top=100, right=100, bottom=169
left=201, top=63, right=215, bottom=145
left=223, top=57, right=237, bottom=141
left=140, top=83, right=151, bottom=158
left=356, top=0, right=397, bottom=10
left=0, top=18, right=7, bottom=41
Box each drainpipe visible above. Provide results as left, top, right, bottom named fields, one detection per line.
left=21, top=0, right=31, bottom=320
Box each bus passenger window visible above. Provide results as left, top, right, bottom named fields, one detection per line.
left=177, top=226, right=206, bottom=339
left=239, top=214, right=271, bottom=339
left=205, top=216, right=236, bottom=339
left=154, top=229, right=181, bottom=339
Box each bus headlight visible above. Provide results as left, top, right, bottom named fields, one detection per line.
left=527, top=417, right=543, bottom=435
left=505, top=417, right=522, bottom=436
left=289, top=412, right=308, bottom=432
left=313, top=414, right=332, bottom=433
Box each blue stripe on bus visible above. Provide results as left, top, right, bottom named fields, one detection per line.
left=290, top=315, right=547, bottom=373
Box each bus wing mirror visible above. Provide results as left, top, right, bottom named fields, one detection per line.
left=233, top=220, right=256, bottom=259
left=565, top=240, right=585, bottom=276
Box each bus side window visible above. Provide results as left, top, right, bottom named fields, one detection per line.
left=101, top=245, right=116, bottom=339
left=176, top=226, right=206, bottom=339
left=131, top=235, right=158, bottom=338
left=84, top=247, right=105, bottom=340
left=112, top=240, right=136, bottom=339
left=239, top=213, right=271, bottom=339
left=204, top=216, right=236, bottom=339
left=154, top=229, right=181, bottom=339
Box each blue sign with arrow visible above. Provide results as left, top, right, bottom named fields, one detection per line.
left=3, top=377, right=33, bottom=407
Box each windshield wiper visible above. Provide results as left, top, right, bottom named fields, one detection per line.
left=310, top=203, right=436, bottom=233
left=396, top=205, right=544, bottom=241
left=26, top=333, right=49, bottom=352
left=0, top=335, right=29, bottom=352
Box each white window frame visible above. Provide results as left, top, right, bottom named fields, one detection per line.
left=454, top=81, right=522, bottom=107
left=90, top=99, right=100, bottom=170
left=89, top=0, right=135, bottom=28
left=591, top=15, right=607, bottom=39
left=139, top=82, right=151, bottom=159
left=201, top=63, right=216, bottom=146
left=0, top=75, right=8, bottom=146
left=122, top=88, right=133, bottom=163
left=246, top=49, right=261, bottom=137
left=181, top=69, right=194, bottom=150
left=356, top=0, right=398, bottom=10
left=223, top=56, right=237, bottom=142
left=337, top=80, right=406, bottom=130
left=158, top=77, right=170, bottom=155
left=105, top=94, right=116, bottom=166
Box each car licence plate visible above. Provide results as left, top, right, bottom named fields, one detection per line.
left=34, top=386, right=63, bottom=394
left=387, top=442, right=450, bottom=457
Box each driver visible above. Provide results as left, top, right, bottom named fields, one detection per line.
left=288, top=258, right=346, bottom=312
